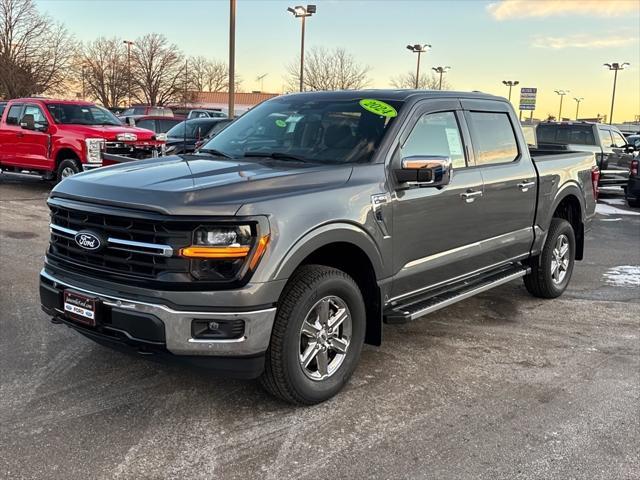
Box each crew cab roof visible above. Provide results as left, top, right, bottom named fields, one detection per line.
left=276, top=89, right=505, bottom=103
left=9, top=98, right=96, bottom=106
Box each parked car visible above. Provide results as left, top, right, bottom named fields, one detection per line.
left=194, top=118, right=234, bottom=150
left=164, top=118, right=230, bottom=154
left=0, top=98, right=165, bottom=181
left=129, top=115, right=183, bottom=136
left=536, top=122, right=635, bottom=188
left=187, top=109, right=227, bottom=119
left=119, top=105, right=174, bottom=118
left=625, top=158, right=640, bottom=208
left=40, top=90, right=597, bottom=404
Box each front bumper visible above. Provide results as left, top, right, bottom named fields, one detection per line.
left=40, top=269, right=277, bottom=359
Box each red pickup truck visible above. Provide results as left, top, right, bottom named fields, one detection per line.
left=0, top=98, right=164, bottom=182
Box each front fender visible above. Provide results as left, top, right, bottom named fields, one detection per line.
left=270, top=222, right=385, bottom=282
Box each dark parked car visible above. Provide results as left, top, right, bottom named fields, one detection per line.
left=164, top=118, right=231, bottom=154
left=131, top=116, right=182, bottom=136
left=625, top=157, right=640, bottom=208
left=537, top=122, right=635, bottom=188
left=41, top=90, right=597, bottom=404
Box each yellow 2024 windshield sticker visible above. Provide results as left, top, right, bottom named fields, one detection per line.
left=359, top=99, right=397, bottom=118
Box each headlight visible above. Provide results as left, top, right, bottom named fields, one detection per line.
left=116, top=133, right=137, bottom=141
left=156, top=133, right=167, bottom=141
left=85, top=138, right=105, bottom=164
left=179, top=225, right=269, bottom=281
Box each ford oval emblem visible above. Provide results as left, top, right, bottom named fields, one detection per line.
left=74, top=231, right=103, bottom=251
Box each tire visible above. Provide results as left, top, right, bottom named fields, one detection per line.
left=260, top=265, right=366, bottom=405
left=524, top=218, right=575, bottom=299
left=56, top=158, right=81, bottom=183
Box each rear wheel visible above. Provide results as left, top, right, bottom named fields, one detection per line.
left=260, top=265, right=365, bottom=405
left=56, top=158, right=81, bottom=183
left=524, top=218, right=575, bottom=298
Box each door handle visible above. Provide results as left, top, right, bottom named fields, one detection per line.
left=461, top=190, right=483, bottom=203
left=518, top=181, right=536, bottom=192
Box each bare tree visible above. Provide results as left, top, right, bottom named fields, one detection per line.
left=188, top=56, right=231, bottom=92
left=78, top=37, right=128, bottom=108
left=286, top=47, right=370, bottom=91
left=390, top=71, right=451, bottom=90
left=131, top=33, right=184, bottom=106
left=0, top=0, right=76, bottom=98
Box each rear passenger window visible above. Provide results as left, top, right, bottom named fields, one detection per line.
left=598, top=129, right=613, bottom=147
left=466, top=112, right=518, bottom=165
left=401, top=111, right=466, bottom=169
left=137, top=119, right=155, bottom=131
left=6, top=105, right=22, bottom=125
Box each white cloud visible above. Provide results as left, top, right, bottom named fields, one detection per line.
left=532, top=33, right=639, bottom=49
left=488, top=0, right=639, bottom=20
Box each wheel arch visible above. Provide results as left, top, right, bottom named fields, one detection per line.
left=272, top=223, right=385, bottom=346
left=546, top=185, right=585, bottom=261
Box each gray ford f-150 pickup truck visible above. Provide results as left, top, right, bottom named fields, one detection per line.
left=40, top=90, right=598, bottom=404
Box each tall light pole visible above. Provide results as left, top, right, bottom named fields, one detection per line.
left=287, top=5, right=316, bottom=92
left=502, top=80, right=519, bottom=101
left=603, top=62, right=630, bottom=124
left=573, top=97, right=584, bottom=120
left=123, top=40, right=134, bottom=107
left=432, top=66, right=450, bottom=90
left=554, top=90, right=569, bottom=120
left=406, top=44, right=431, bottom=89
left=229, top=0, right=236, bottom=117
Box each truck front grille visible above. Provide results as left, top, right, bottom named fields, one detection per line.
left=104, top=142, right=159, bottom=159
left=47, top=204, right=193, bottom=281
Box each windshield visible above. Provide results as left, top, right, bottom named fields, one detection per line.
left=167, top=120, right=219, bottom=139
left=47, top=104, right=122, bottom=126
left=121, top=107, right=146, bottom=116
left=199, top=97, right=402, bottom=163
left=536, top=124, right=596, bottom=146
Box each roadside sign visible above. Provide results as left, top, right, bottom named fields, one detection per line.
left=519, top=87, right=537, bottom=111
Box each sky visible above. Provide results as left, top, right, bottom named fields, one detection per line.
left=36, top=0, right=640, bottom=122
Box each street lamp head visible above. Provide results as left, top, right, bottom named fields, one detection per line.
left=514, top=80, right=519, bottom=86
left=287, top=5, right=314, bottom=17
left=407, top=44, right=431, bottom=53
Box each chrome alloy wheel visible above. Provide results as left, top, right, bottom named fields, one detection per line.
left=551, top=234, right=570, bottom=284
left=61, top=166, right=76, bottom=178
left=299, top=296, right=352, bottom=381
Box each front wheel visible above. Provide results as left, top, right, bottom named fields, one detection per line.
left=56, top=158, right=81, bottom=183
left=260, top=265, right=366, bottom=405
left=524, top=218, right=575, bottom=298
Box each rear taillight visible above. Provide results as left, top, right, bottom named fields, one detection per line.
left=631, top=159, right=639, bottom=177
left=591, top=166, right=600, bottom=200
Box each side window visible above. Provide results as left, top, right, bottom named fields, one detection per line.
left=22, top=105, right=47, bottom=125
left=401, top=111, right=466, bottom=169
left=136, top=119, right=155, bottom=131
left=6, top=105, right=23, bottom=125
left=466, top=111, right=518, bottom=165
left=159, top=119, right=178, bottom=132
left=611, top=131, right=627, bottom=148
left=598, top=129, right=613, bottom=147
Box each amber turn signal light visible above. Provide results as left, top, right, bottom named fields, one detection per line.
left=179, top=246, right=250, bottom=259
left=249, top=235, right=270, bottom=270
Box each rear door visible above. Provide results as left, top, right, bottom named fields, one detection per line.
left=0, top=103, right=24, bottom=166
left=610, top=128, right=634, bottom=171
left=461, top=99, right=537, bottom=265
left=390, top=99, right=487, bottom=300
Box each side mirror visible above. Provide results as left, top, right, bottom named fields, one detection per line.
left=624, top=144, right=636, bottom=154
left=396, top=155, right=452, bottom=187
left=20, top=114, right=35, bottom=130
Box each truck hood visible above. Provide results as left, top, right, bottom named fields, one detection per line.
left=58, top=124, right=157, bottom=141
left=50, top=154, right=353, bottom=216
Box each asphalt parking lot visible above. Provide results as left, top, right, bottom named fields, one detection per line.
left=1, top=177, right=638, bottom=480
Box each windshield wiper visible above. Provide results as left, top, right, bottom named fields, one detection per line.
left=243, top=151, right=309, bottom=163
left=198, top=148, right=233, bottom=159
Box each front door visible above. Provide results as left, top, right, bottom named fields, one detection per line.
left=389, top=100, right=486, bottom=301
left=16, top=104, right=51, bottom=170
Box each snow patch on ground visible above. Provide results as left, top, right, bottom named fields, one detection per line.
left=596, top=203, right=640, bottom=216
left=603, top=265, right=640, bottom=288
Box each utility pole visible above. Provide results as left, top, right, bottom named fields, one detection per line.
left=604, top=62, right=630, bottom=124
left=81, top=65, right=87, bottom=100
left=123, top=40, right=134, bottom=107
left=407, top=44, right=431, bottom=89
left=502, top=80, right=519, bottom=101
left=554, top=90, right=569, bottom=120
left=228, top=0, right=236, bottom=117
left=432, top=66, right=450, bottom=90
left=573, top=97, right=584, bottom=120
left=287, top=5, right=316, bottom=92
